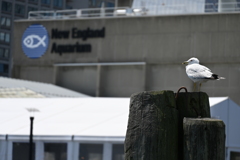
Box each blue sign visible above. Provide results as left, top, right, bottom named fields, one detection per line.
left=22, top=24, right=49, bottom=59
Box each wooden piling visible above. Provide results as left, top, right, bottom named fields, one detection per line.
left=183, top=118, right=225, bottom=160
left=175, top=92, right=210, bottom=118
left=175, top=92, right=211, bottom=160
left=124, top=90, right=178, bottom=160
left=124, top=90, right=225, bottom=160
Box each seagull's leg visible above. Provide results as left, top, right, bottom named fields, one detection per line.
left=193, top=83, right=196, bottom=92
left=199, top=83, right=202, bottom=92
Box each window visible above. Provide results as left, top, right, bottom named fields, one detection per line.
left=5, top=33, right=10, bottom=42
left=230, top=151, right=240, bottom=160
left=0, top=17, right=11, bottom=28
left=15, top=4, right=25, bottom=16
left=237, top=0, right=240, bottom=11
left=0, top=32, right=10, bottom=43
left=54, top=0, right=63, bottom=7
left=205, top=0, right=218, bottom=12
left=12, top=142, right=35, bottom=160
left=44, top=143, right=67, bottom=160
left=79, top=144, right=103, bottom=160
left=28, top=6, right=38, bottom=13
left=112, top=144, right=124, bottom=160
left=42, top=0, right=50, bottom=5
left=88, top=0, right=115, bottom=8
left=1, top=1, right=12, bottom=13
left=29, top=0, right=38, bottom=3
left=89, top=0, right=103, bottom=8
left=106, top=2, right=114, bottom=7
left=0, top=48, right=9, bottom=59
left=0, top=32, right=4, bottom=41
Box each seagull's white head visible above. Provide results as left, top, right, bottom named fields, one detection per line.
left=182, top=57, right=199, bottom=65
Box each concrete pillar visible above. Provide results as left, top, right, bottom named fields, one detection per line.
left=35, top=141, right=44, bottom=160
left=6, top=141, right=12, bottom=160
left=96, top=65, right=101, bottom=97
left=67, top=141, right=79, bottom=160
left=103, top=142, right=112, bottom=160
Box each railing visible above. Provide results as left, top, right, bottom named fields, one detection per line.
left=28, top=2, right=240, bottom=20
left=28, top=7, right=140, bottom=20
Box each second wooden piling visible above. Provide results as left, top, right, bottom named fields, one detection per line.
left=183, top=118, right=225, bottom=160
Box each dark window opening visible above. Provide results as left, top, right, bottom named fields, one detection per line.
left=54, top=0, right=63, bottom=7
left=15, top=4, right=25, bottom=16
left=2, top=1, right=12, bottom=13
left=0, top=32, right=10, bottom=43
left=79, top=144, right=103, bottom=160
left=41, top=0, right=50, bottom=5
left=28, top=7, right=38, bottom=14
left=230, top=151, right=240, bottom=160
left=0, top=47, right=9, bottom=59
left=44, top=143, right=67, bottom=160
left=112, top=144, right=124, bottom=160
left=0, top=17, right=11, bottom=29
left=12, top=142, right=35, bottom=160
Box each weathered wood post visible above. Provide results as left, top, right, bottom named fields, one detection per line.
left=183, top=118, right=225, bottom=160
left=175, top=92, right=211, bottom=160
left=124, top=91, right=178, bottom=160
left=125, top=90, right=225, bottom=160
left=175, top=92, right=210, bottom=118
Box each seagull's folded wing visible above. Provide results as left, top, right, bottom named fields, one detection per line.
left=187, top=64, right=212, bottom=79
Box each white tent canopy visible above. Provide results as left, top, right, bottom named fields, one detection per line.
left=0, top=77, right=90, bottom=97
left=0, top=97, right=238, bottom=141
left=210, top=97, right=240, bottom=158
left=0, top=98, right=130, bottom=141
left=0, top=97, right=239, bottom=160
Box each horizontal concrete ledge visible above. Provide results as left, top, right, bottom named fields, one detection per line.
left=54, top=62, right=146, bottom=67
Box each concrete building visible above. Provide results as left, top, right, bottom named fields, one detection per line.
left=12, top=10, right=240, bottom=105
left=0, top=0, right=117, bottom=77
left=0, top=0, right=70, bottom=77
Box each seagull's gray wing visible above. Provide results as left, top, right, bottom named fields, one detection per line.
left=186, top=64, right=212, bottom=79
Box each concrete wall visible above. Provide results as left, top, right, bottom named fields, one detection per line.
left=99, top=65, right=145, bottom=97
left=56, top=66, right=98, bottom=96
left=12, top=13, right=240, bottom=104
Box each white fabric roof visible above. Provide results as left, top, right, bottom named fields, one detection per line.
left=0, top=87, right=46, bottom=98
left=209, top=97, right=228, bottom=107
left=0, top=97, right=230, bottom=140
left=0, top=98, right=130, bottom=138
left=210, top=97, right=240, bottom=148
left=0, top=77, right=90, bottom=97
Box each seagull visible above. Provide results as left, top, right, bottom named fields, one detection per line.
left=182, top=57, right=225, bottom=91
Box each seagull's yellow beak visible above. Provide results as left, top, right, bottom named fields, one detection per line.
left=182, top=61, right=188, bottom=65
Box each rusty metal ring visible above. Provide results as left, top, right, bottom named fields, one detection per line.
left=175, top=86, right=188, bottom=99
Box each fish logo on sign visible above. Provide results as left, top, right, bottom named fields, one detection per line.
left=22, top=24, right=49, bottom=59
left=23, top=35, right=46, bottom=48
